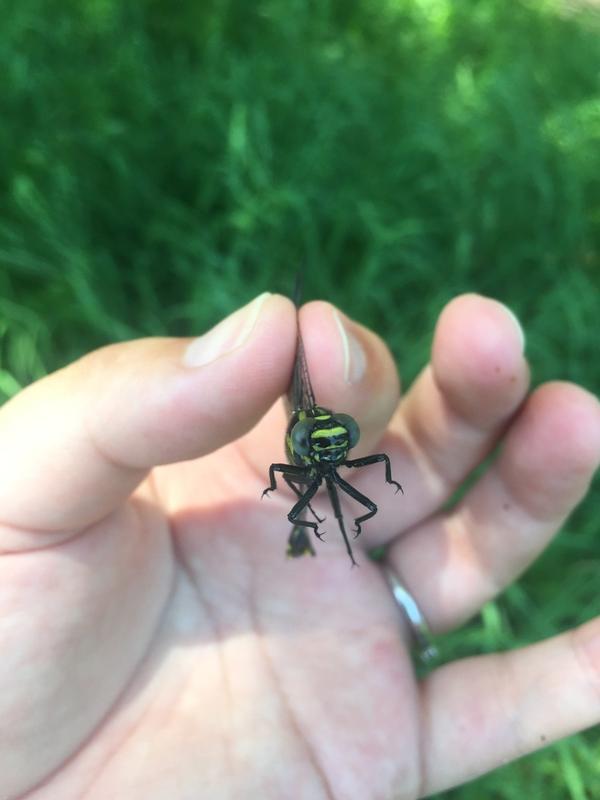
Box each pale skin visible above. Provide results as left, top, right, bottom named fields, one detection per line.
left=0, top=293, right=599, bottom=800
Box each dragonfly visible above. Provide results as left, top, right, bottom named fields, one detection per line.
left=262, top=287, right=402, bottom=567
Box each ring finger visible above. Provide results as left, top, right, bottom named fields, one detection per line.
left=386, top=380, right=600, bottom=632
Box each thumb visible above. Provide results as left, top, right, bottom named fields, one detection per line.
left=0, top=293, right=295, bottom=539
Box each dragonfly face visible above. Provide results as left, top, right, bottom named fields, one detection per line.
left=286, top=408, right=360, bottom=469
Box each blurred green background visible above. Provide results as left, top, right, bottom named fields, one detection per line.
left=0, top=0, right=599, bottom=796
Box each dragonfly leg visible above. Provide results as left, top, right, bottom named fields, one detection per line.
left=284, top=476, right=326, bottom=524
left=287, top=478, right=324, bottom=538
left=325, top=475, right=358, bottom=567
left=262, top=463, right=311, bottom=499
left=344, top=453, right=403, bottom=494
left=333, top=472, right=377, bottom=538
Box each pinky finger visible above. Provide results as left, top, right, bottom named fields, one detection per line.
left=419, top=617, right=600, bottom=796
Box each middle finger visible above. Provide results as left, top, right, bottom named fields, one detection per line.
left=347, top=293, right=530, bottom=545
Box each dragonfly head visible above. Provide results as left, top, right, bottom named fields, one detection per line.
left=287, top=409, right=360, bottom=466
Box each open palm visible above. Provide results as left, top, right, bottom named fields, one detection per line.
left=1, top=294, right=598, bottom=800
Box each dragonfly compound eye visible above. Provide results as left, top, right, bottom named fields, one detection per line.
left=334, top=413, right=360, bottom=449
left=290, top=419, right=315, bottom=456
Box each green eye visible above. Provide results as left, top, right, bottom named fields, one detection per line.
left=290, top=419, right=314, bottom=456
left=335, top=413, right=360, bottom=448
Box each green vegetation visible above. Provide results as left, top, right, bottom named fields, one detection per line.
left=1, top=0, right=598, bottom=795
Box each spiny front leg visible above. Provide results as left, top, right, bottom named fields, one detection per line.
left=344, top=453, right=403, bottom=494
left=333, top=471, right=377, bottom=538
left=262, top=463, right=311, bottom=499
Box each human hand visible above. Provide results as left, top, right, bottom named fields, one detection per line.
left=1, top=293, right=598, bottom=799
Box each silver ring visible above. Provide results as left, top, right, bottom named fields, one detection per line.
left=382, top=564, right=437, bottom=663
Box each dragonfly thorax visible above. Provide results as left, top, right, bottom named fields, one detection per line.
left=286, top=406, right=360, bottom=469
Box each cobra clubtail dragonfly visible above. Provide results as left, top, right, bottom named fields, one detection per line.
left=262, top=286, right=402, bottom=566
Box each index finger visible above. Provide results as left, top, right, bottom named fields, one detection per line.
left=0, top=293, right=295, bottom=543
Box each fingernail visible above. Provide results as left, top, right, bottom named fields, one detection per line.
left=333, top=309, right=366, bottom=384
left=183, top=293, right=271, bottom=367
left=499, top=303, right=526, bottom=353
